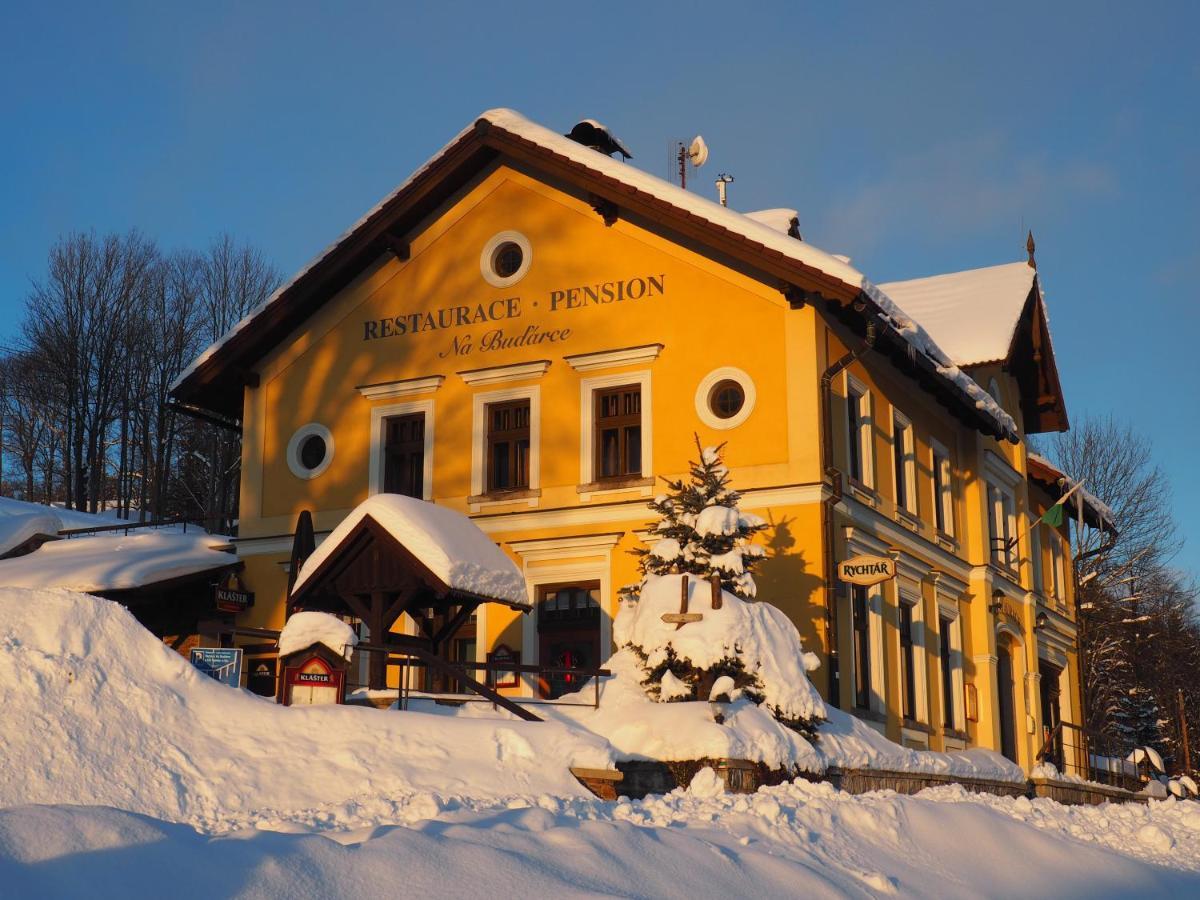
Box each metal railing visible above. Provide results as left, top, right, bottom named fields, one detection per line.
left=58, top=515, right=211, bottom=539
left=1036, top=721, right=1141, bottom=791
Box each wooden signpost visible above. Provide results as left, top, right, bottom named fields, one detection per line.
left=659, top=574, right=724, bottom=628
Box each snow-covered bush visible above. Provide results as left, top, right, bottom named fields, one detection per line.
left=626, top=439, right=767, bottom=600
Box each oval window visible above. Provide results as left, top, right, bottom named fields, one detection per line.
left=708, top=380, right=746, bottom=419
left=299, top=433, right=327, bottom=471
left=491, top=241, right=524, bottom=279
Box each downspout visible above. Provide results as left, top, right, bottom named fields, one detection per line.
left=819, top=317, right=878, bottom=705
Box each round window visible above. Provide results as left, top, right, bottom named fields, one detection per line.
left=286, top=423, right=334, bottom=479
left=695, top=367, right=756, bottom=430
left=491, top=241, right=524, bottom=279
left=480, top=231, right=532, bottom=288
left=708, top=380, right=745, bottom=419
left=299, top=433, right=327, bottom=470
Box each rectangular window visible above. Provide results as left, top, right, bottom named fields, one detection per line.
left=939, top=614, right=956, bottom=729
left=846, top=383, right=871, bottom=486
left=892, top=413, right=915, bottom=515
left=899, top=600, right=917, bottom=721
left=486, top=399, right=530, bottom=492
left=932, top=444, right=954, bottom=536
left=852, top=585, right=871, bottom=710
left=988, top=483, right=1017, bottom=570
left=595, top=385, right=642, bottom=480
left=1050, top=532, right=1066, bottom=602
left=383, top=413, right=425, bottom=498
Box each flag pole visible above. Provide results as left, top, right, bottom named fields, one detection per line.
left=1007, top=479, right=1085, bottom=554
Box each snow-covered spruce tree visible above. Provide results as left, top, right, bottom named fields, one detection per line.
left=626, top=437, right=768, bottom=602
left=617, top=439, right=823, bottom=739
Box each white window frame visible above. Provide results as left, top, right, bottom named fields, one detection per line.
left=695, top=366, right=756, bottom=430
left=286, top=422, right=335, bottom=480
left=937, top=598, right=966, bottom=733
left=1050, top=530, right=1066, bottom=603
left=930, top=438, right=955, bottom=537
left=368, top=399, right=434, bottom=500
left=987, top=481, right=1019, bottom=571
left=472, top=385, right=541, bottom=499
left=579, top=370, right=653, bottom=486
left=844, top=373, right=874, bottom=488
left=891, top=409, right=917, bottom=517
left=897, top=584, right=929, bottom=725
left=1031, top=522, right=1045, bottom=597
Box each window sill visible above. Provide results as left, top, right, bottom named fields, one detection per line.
left=894, top=508, right=921, bottom=533
left=577, top=476, right=654, bottom=501
left=934, top=531, right=957, bottom=553
left=902, top=718, right=932, bottom=735
left=942, top=726, right=970, bottom=742
left=846, top=480, right=879, bottom=507
left=468, top=488, right=541, bottom=511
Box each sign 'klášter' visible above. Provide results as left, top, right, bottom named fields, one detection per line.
left=837, top=554, right=897, bottom=587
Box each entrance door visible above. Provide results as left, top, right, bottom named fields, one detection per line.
left=383, top=413, right=425, bottom=497
left=997, top=642, right=1018, bottom=763
left=1039, top=660, right=1064, bottom=769
left=537, top=582, right=601, bottom=699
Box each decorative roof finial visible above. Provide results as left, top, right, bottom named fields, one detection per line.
left=1026, top=230, right=1037, bottom=269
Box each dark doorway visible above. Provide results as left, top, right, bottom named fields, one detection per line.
left=537, top=582, right=601, bottom=699
left=997, top=641, right=1018, bottom=763
left=384, top=413, right=425, bottom=497
left=1039, top=660, right=1064, bottom=770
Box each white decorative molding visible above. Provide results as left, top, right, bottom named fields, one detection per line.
left=563, top=343, right=663, bottom=372
left=356, top=375, right=445, bottom=400
left=458, top=360, right=551, bottom=387
left=368, top=399, right=434, bottom=500
left=286, top=423, right=334, bottom=480
left=508, top=531, right=625, bottom=563
left=984, top=448, right=1024, bottom=489
left=480, top=230, right=532, bottom=289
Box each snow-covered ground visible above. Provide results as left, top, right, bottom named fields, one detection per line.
left=4, top=588, right=1200, bottom=897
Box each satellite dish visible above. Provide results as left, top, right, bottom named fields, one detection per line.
left=688, top=135, right=709, bottom=168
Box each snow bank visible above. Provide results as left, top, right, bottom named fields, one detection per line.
left=5, top=781, right=1200, bottom=898
left=0, top=589, right=612, bottom=827
left=278, top=611, right=358, bottom=660
left=616, top=573, right=825, bottom=725
left=0, top=532, right=235, bottom=591
left=293, top=494, right=528, bottom=606
left=0, top=504, right=60, bottom=558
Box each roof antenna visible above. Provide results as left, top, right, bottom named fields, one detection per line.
left=715, top=173, right=734, bottom=207
left=671, top=135, right=709, bottom=189
left=1026, top=230, right=1037, bottom=269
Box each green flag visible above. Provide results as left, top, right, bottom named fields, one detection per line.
left=1040, top=503, right=1065, bottom=528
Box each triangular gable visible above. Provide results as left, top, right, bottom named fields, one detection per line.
left=170, top=109, right=1018, bottom=442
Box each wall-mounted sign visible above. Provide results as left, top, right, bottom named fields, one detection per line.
left=214, top=571, right=254, bottom=613
left=837, top=555, right=897, bottom=587
left=190, top=647, right=243, bottom=688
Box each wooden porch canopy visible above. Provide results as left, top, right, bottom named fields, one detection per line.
left=288, top=513, right=530, bottom=689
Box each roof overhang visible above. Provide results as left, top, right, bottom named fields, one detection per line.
left=991, top=280, right=1069, bottom=434
left=170, top=111, right=1018, bottom=442
left=1027, top=454, right=1116, bottom=534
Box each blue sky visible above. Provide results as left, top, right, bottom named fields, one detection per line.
left=2, top=2, right=1197, bottom=575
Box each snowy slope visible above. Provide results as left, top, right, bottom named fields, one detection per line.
left=3, top=782, right=1199, bottom=899
left=0, top=589, right=611, bottom=826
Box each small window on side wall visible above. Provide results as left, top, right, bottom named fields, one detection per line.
left=931, top=441, right=954, bottom=537
left=892, top=411, right=916, bottom=516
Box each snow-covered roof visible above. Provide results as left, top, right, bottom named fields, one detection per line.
left=0, top=531, right=237, bottom=593
left=278, top=610, right=359, bottom=660
left=171, top=108, right=1017, bottom=440
left=743, top=208, right=799, bottom=235
left=877, top=262, right=1038, bottom=366
left=292, top=494, right=529, bottom=607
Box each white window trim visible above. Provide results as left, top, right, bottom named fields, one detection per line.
left=695, top=366, right=756, bottom=430
left=937, top=597, right=966, bottom=733
left=1050, top=531, right=1066, bottom=602
left=368, top=399, right=434, bottom=500
left=986, top=480, right=1019, bottom=571
left=471, top=385, right=541, bottom=502
left=286, top=422, right=334, bottom=480
left=891, top=408, right=917, bottom=517
left=844, top=373, right=874, bottom=489
left=897, top=583, right=929, bottom=725
left=579, top=370, right=653, bottom=486
left=930, top=438, right=955, bottom=538
left=1031, top=522, right=1045, bottom=597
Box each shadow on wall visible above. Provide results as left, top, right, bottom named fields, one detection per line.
left=754, top=513, right=824, bottom=649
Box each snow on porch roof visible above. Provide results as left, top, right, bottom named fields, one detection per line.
left=877, top=261, right=1038, bottom=367
left=291, top=494, right=529, bottom=607
left=170, top=108, right=1016, bottom=440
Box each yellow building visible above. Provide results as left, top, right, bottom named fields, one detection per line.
left=170, top=109, right=1111, bottom=773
